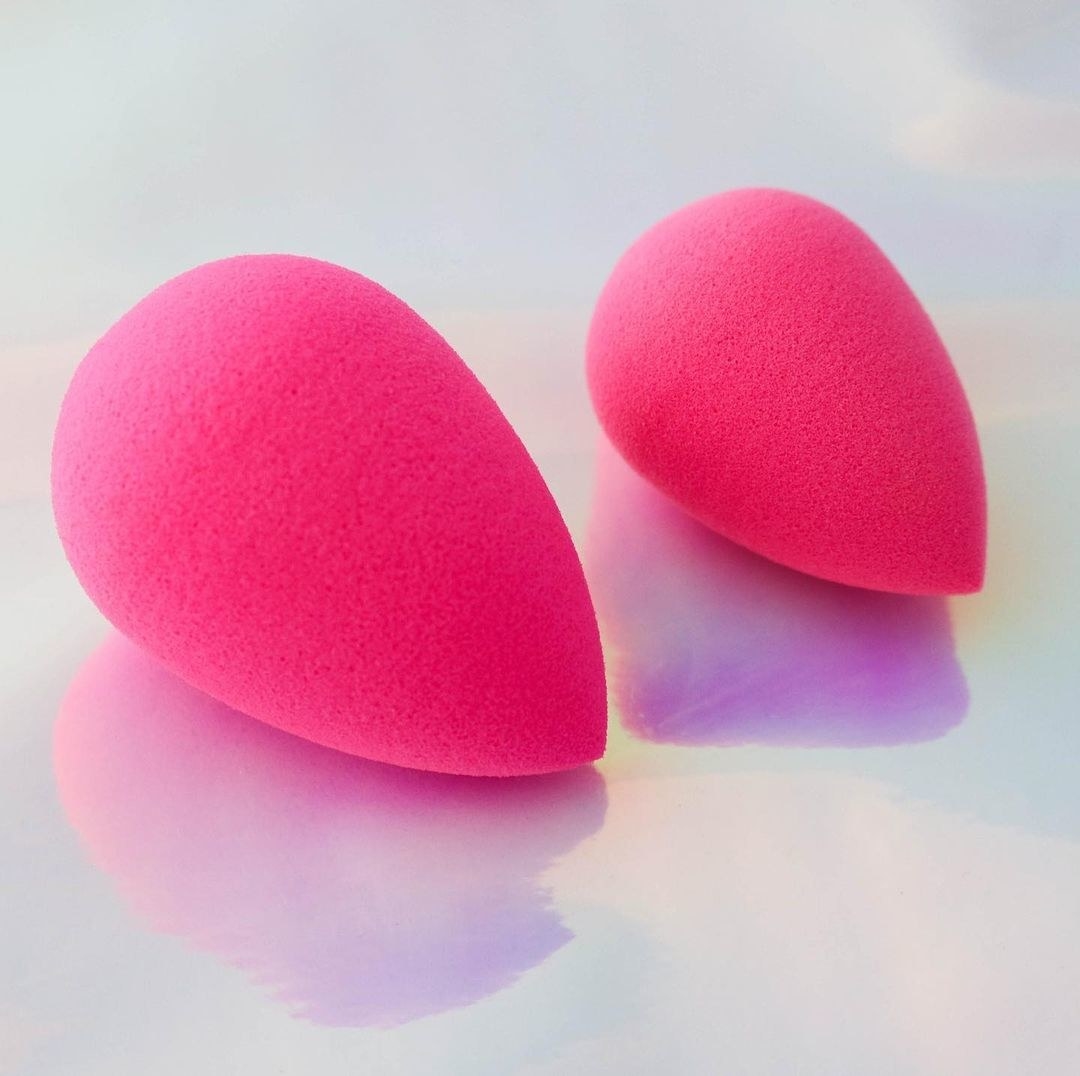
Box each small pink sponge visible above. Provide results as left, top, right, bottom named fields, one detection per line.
left=52, top=255, right=606, bottom=776
left=587, top=189, right=987, bottom=595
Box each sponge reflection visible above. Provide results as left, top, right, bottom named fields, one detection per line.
left=54, top=636, right=606, bottom=1027
left=587, top=440, right=968, bottom=747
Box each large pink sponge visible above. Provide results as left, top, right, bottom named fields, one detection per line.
left=52, top=255, right=606, bottom=776
left=587, top=189, right=987, bottom=595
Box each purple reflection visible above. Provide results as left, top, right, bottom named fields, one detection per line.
left=586, top=439, right=968, bottom=747
left=54, top=635, right=606, bottom=1027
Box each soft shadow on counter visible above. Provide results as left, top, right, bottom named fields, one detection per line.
left=586, top=440, right=969, bottom=747
left=53, top=635, right=606, bottom=1027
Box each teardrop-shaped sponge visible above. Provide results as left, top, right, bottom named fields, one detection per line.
left=587, top=189, right=986, bottom=595
left=52, top=255, right=606, bottom=775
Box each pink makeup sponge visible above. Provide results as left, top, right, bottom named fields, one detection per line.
left=587, top=188, right=987, bottom=595
left=52, top=255, right=606, bottom=776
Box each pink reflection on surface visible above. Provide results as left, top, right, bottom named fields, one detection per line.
left=54, top=636, right=606, bottom=1027
left=586, top=440, right=968, bottom=747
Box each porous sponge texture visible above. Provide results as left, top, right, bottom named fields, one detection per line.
left=587, top=188, right=986, bottom=595
left=52, top=255, right=606, bottom=776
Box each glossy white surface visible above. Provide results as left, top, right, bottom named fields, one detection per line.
left=3, top=299, right=1080, bottom=1074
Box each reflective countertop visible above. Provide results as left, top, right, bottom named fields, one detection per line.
left=3, top=299, right=1079, bottom=1075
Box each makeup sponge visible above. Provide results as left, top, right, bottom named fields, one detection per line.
left=587, top=188, right=986, bottom=595
left=52, top=255, right=606, bottom=776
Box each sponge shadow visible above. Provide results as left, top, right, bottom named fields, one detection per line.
left=586, top=440, right=969, bottom=748
left=53, top=635, right=606, bottom=1028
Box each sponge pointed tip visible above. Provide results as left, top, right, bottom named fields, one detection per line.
left=948, top=549, right=987, bottom=597
left=927, top=493, right=987, bottom=596
left=441, top=729, right=607, bottom=779
left=488, top=702, right=608, bottom=778
left=860, top=536, right=986, bottom=597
